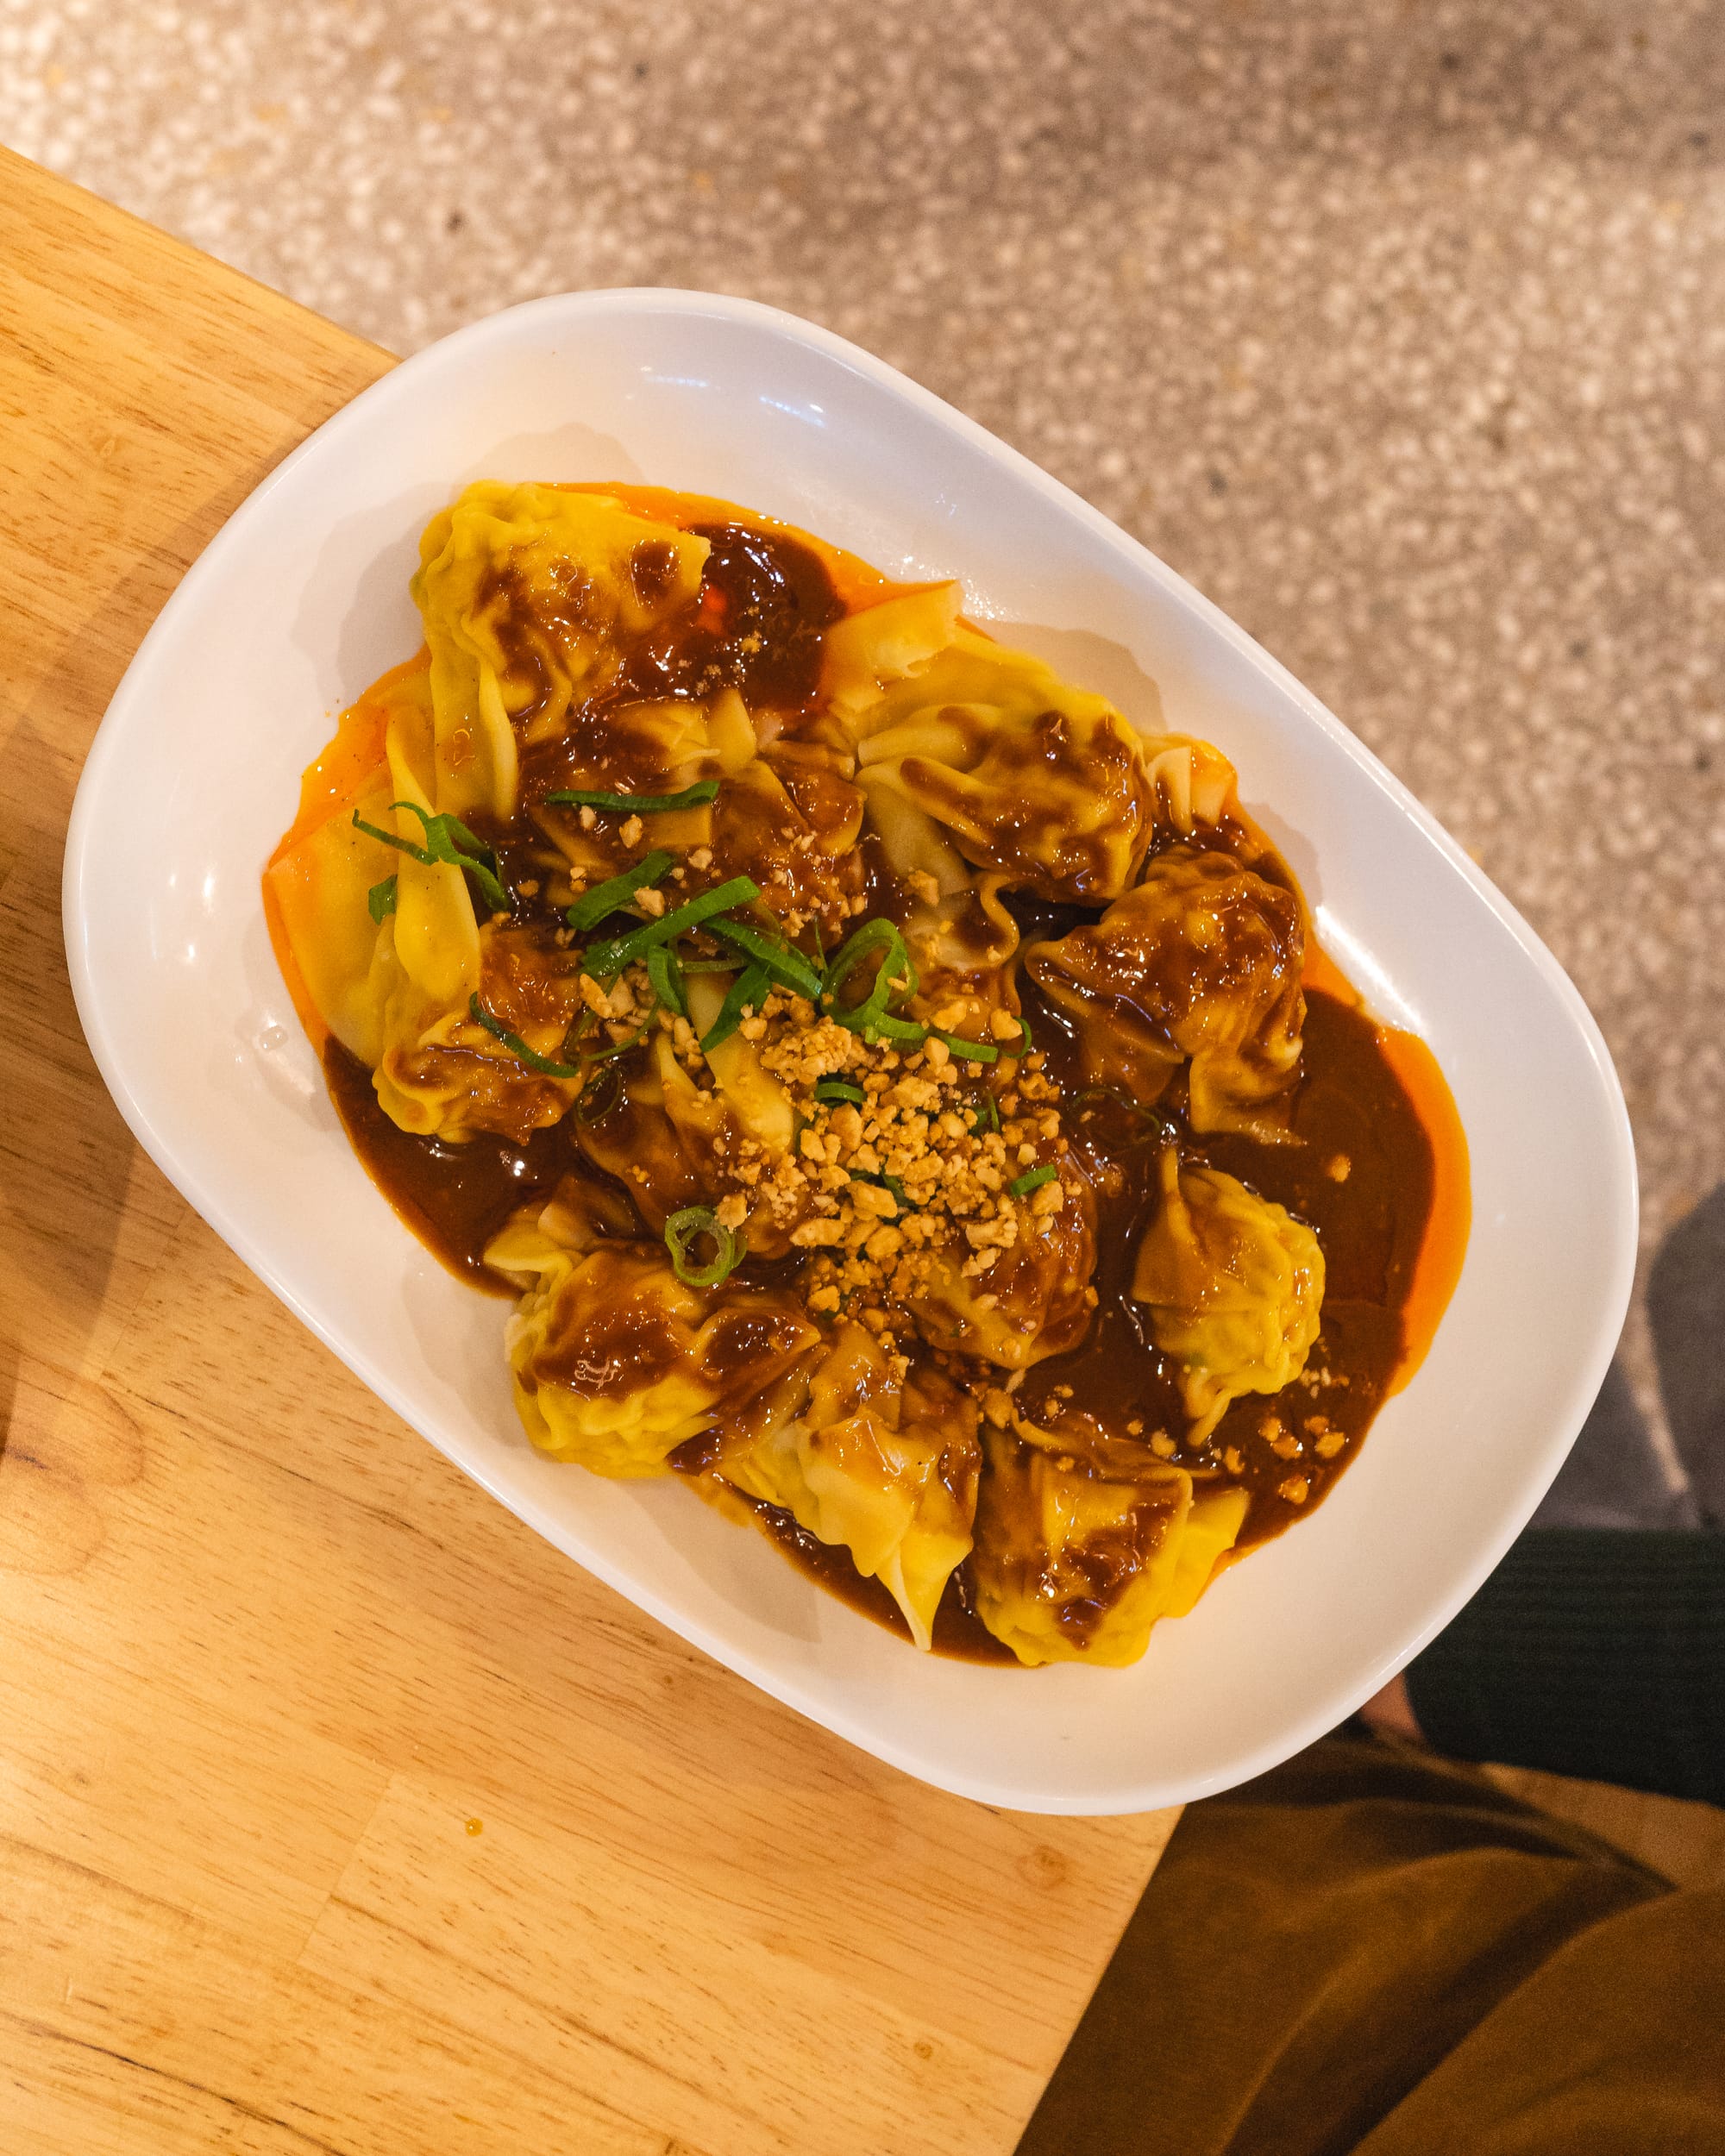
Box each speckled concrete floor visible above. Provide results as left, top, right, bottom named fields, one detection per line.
left=4, top=0, right=1722, bottom=1511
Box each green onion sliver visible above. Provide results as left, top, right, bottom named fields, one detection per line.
left=467, top=993, right=583, bottom=1078
left=835, top=1006, right=928, bottom=1048
left=545, top=780, right=720, bottom=815
left=582, top=875, right=762, bottom=980
left=584, top=1021, right=653, bottom=1063
left=813, top=1078, right=866, bottom=1106
left=821, top=918, right=919, bottom=1023
left=1012, top=1015, right=1033, bottom=1056
left=565, top=849, right=675, bottom=934
left=574, top=1059, right=624, bottom=1125
left=353, top=801, right=509, bottom=915
left=664, top=1205, right=745, bottom=1287
left=933, top=1029, right=998, bottom=1064
left=367, top=874, right=398, bottom=924
left=1007, top=1163, right=1059, bottom=1199
left=709, top=917, right=824, bottom=1001
left=969, top=1091, right=1001, bottom=1135
left=699, top=960, right=772, bottom=1054
left=646, top=942, right=687, bottom=1018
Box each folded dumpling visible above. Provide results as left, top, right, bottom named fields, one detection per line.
left=967, top=1432, right=1170, bottom=1666
left=374, top=919, right=587, bottom=1141
left=827, top=588, right=1240, bottom=904
left=855, top=643, right=1152, bottom=903
left=413, top=481, right=710, bottom=819
left=574, top=1012, right=809, bottom=1260
left=905, top=1158, right=1098, bottom=1369
left=1026, top=846, right=1305, bottom=1139
left=266, top=670, right=430, bottom=1071
left=266, top=659, right=591, bottom=1140
left=1132, top=1150, right=1324, bottom=1445
left=718, top=1323, right=982, bottom=1649
left=862, top=784, right=1023, bottom=1039
left=972, top=1426, right=1250, bottom=1666
left=486, top=1219, right=819, bottom=1477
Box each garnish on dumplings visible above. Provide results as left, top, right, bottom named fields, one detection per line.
left=264, top=480, right=1468, bottom=1665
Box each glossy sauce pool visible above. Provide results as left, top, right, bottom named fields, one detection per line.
left=292, top=494, right=1470, bottom=1661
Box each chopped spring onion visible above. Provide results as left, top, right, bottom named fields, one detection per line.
left=843, top=1009, right=928, bottom=1048
left=968, top=1091, right=1001, bottom=1135
left=699, top=960, right=772, bottom=1053
left=353, top=801, right=509, bottom=915
left=664, top=1205, right=745, bottom=1287
left=584, top=1019, right=653, bottom=1062
left=646, top=942, right=687, bottom=1018
left=574, top=1059, right=624, bottom=1125
left=467, top=993, right=583, bottom=1078
left=367, top=874, right=398, bottom=924
left=1010, top=1015, right=1033, bottom=1056
left=709, top=917, right=824, bottom=1002
left=1007, top=1163, right=1059, bottom=1199
left=582, top=875, right=761, bottom=979
left=813, top=1078, right=867, bottom=1106
left=933, top=1029, right=998, bottom=1064
left=544, top=780, right=720, bottom=815
left=565, top=849, right=675, bottom=934
left=821, top=917, right=919, bottom=1018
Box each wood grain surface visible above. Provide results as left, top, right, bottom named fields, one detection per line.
left=0, top=147, right=1176, bottom=2156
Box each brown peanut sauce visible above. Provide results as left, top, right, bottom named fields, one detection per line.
left=753, top=1504, right=1018, bottom=1662
left=324, top=1038, right=569, bottom=1294
left=535, top=1301, right=685, bottom=1398
left=491, top=522, right=862, bottom=933
left=1015, top=984, right=1430, bottom=1552
left=308, top=499, right=1459, bottom=1661
left=324, top=980, right=1436, bottom=1645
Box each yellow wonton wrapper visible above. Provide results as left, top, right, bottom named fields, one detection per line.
left=1026, top=847, right=1306, bottom=1142
left=970, top=1430, right=1246, bottom=1667
left=1132, top=1150, right=1325, bottom=1445
left=486, top=1217, right=819, bottom=1478
left=269, top=487, right=718, bottom=1141
left=719, top=1324, right=982, bottom=1650
left=412, top=480, right=709, bottom=820
left=571, top=975, right=806, bottom=1257
left=266, top=663, right=480, bottom=1068
left=863, top=786, right=1022, bottom=1037
left=825, top=584, right=1238, bottom=903
left=906, top=1158, right=1097, bottom=1369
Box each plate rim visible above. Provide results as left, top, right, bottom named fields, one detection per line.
left=61, top=285, right=1639, bottom=1812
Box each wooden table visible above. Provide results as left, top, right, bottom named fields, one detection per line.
left=0, top=148, right=1176, bottom=2156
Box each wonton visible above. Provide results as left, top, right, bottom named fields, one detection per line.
left=1026, top=847, right=1305, bottom=1141
left=970, top=1430, right=1247, bottom=1667
left=487, top=1216, right=818, bottom=1477
left=719, top=1324, right=982, bottom=1650
left=1132, top=1150, right=1325, bottom=1445
left=269, top=477, right=1452, bottom=1675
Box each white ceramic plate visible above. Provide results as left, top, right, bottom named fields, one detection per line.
left=64, top=290, right=1635, bottom=1814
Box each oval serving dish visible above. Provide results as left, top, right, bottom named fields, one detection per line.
left=63, top=291, right=1634, bottom=1814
